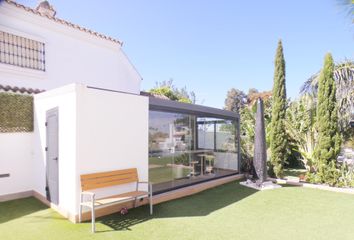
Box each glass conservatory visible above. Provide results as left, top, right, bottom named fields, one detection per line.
left=148, top=97, right=240, bottom=194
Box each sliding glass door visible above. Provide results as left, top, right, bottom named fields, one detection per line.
left=149, top=110, right=239, bottom=194
left=149, top=111, right=194, bottom=192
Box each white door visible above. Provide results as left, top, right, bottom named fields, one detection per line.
left=46, top=108, right=59, bottom=205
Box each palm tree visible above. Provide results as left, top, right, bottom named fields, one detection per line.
left=300, top=60, right=354, bottom=140
left=336, top=0, right=354, bottom=24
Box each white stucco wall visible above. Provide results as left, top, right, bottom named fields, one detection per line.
left=33, top=84, right=77, bottom=214
left=0, top=132, right=33, bottom=195
left=0, top=1, right=141, bottom=94
left=75, top=85, right=149, bottom=214
left=31, top=84, right=148, bottom=216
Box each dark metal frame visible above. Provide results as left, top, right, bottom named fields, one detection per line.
left=196, top=119, right=237, bottom=153
left=153, top=171, right=238, bottom=195
left=149, top=97, right=239, bottom=120
left=149, top=96, right=242, bottom=192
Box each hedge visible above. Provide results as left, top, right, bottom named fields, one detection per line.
left=0, top=92, right=33, bottom=132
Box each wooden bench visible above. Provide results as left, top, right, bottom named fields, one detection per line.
left=79, top=168, right=152, bottom=233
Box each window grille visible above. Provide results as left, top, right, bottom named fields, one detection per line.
left=0, top=31, right=45, bottom=71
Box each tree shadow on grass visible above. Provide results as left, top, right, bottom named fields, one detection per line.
left=0, top=197, right=48, bottom=224
left=99, top=181, right=257, bottom=232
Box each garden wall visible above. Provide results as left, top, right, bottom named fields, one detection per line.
left=0, top=92, right=34, bottom=200
left=0, top=132, right=34, bottom=197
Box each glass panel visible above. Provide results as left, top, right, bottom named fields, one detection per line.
left=196, top=118, right=238, bottom=176
left=214, top=120, right=238, bottom=171
left=149, top=111, right=194, bottom=192
left=149, top=111, right=239, bottom=193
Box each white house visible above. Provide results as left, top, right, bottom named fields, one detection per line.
left=0, top=0, right=141, bottom=94
left=0, top=0, right=241, bottom=225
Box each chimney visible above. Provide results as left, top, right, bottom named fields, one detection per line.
left=36, top=1, right=56, bottom=18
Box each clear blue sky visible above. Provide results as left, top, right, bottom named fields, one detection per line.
left=19, top=0, right=353, bottom=108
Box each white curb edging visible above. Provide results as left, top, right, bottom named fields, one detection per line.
left=268, top=177, right=354, bottom=195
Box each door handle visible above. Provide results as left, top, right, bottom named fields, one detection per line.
left=53, top=157, right=58, bottom=161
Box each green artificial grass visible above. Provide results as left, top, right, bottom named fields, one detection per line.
left=1, top=182, right=354, bottom=240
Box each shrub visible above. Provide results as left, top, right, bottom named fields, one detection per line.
left=306, top=162, right=354, bottom=188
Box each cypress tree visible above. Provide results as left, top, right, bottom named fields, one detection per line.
left=270, top=40, right=288, bottom=178
left=314, top=53, right=341, bottom=175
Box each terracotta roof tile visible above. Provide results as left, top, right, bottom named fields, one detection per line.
left=4, top=0, right=122, bottom=46
left=0, top=84, right=44, bottom=94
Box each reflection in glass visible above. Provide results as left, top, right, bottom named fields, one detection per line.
left=149, top=111, right=239, bottom=193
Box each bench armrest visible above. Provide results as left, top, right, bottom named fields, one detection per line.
left=138, top=181, right=149, bottom=184
left=80, top=191, right=96, bottom=203
left=137, top=182, right=153, bottom=194
left=81, top=191, right=95, bottom=196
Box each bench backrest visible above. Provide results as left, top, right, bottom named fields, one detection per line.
left=80, top=168, right=138, bottom=191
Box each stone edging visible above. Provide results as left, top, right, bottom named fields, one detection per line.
left=268, top=177, right=354, bottom=195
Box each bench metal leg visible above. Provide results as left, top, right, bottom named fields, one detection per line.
left=134, top=182, right=139, bottom=208
left=133, top=197, right=137, bottom=208
left=79, top=194, right=83, bottom=223
left=91, top=194, right=96, bottom=233
left=91, top=204, right=95, bottom=233
left=79, top=205, right=82, bottom=223
left=149, top=196, right=153, bottom=215
left=149, top=183, right=153, bottom=215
